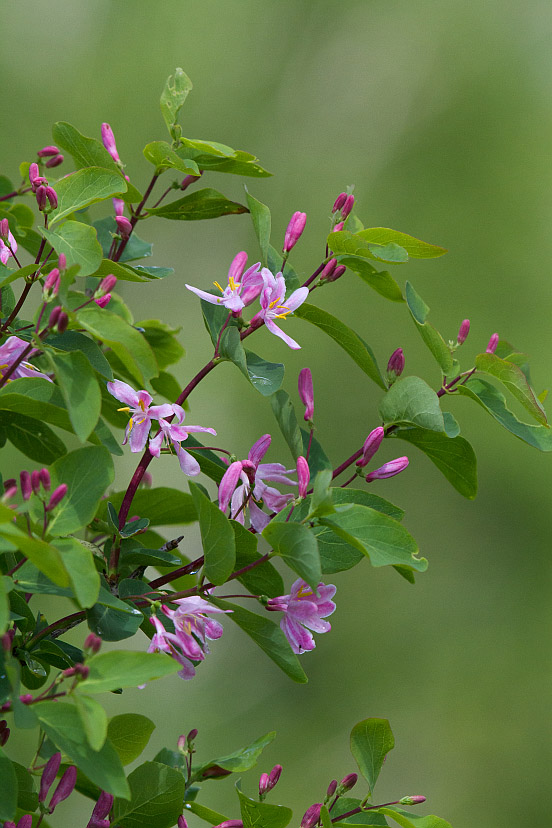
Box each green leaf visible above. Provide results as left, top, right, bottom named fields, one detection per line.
left=308, top=468, right=335, bottom=519
left=49, top=167, right=127, bottom=227
left=86, top=601, right=144, bottom=642
left=49, top=350, right=101, bottom=442
left=236, top=781, right=293, bottom=828
left=148, top=188, right=247, bottom=220
left=294, top=304, right=385, bottom=389
left=443, top=411, right=460, bottom=438
left=390, top=427, right=477, bottom=499
left=91, top=259, right=174, bottom=283
left=0, top=527, right=69, bottom=587
left=405, top=282, right=453, bottom=374
left=120, top=545, right=181, bottom=568
left=41, top=221, right=103, bottom=277
left=48, top=446, right=115, bottom=535
left=456, top=378, right=552, bottom=450
left=0, top=575, right=8, bottom=636
left=107, top=713, right=156, bottom=765
left=301, top=428, right=332, bottom=477
left=137, top=319, right=184, bottom=369
left=46, top=330, right=113, bottom=379
left=160, top=67, right=193, bottom=133
left=97, top=487, right=196, bottom=526
left=179, top=145, right=271, bottom=178
left=0, top=749, right=17, bottom=820
left=81, top=651, right=182, bottom=693
left=112, top=761, right=186, bottom=828
left=233, top=521, right=284, bottom=598
left=245, top=188, right=271, bottom=265
left=185, top=803, right=230, bottom=825
left=245, top=350, right=284, bottom=396
left=321, top=805, right=333, bottom=828
left=0, top=411, right=66, bottom=464
left=33, top=701, right=130, bottom=798
left=74, top=692, right=108, bottom=751
left=52, top=537, right=101, bottom=608
left=197, top=731, right=276, bottom=776
left=13, top=761, right=38, bottom=811
left=328, top=230, right=407, bottom=264
left=270, top=390, right=303, bottom=460
left=350, top=718, right=394, bottom=794
left=262, top=521, right=321, bottom=591
left=474, top=352, right=548, bottom=425
left=77, top=305, right=158, bottom=386
left=219, top=326, right=249, bottom=379
left=379, top=376, right=445, bottom=432
left=94, top=216, right=152, bottom=263
left=189, top=482, right=236, bottom=585
left=357, top=228, right=447, bottom=258
left=210, top=597, right=307, bottom=683
left=336, top=255, right=404, bottom=302
left=143, top=141, right=199, bottom=176
left=320, top=505, right=427, bottom=572
left=377, top=808, right=452, bottom=828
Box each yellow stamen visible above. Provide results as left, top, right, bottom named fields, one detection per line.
left=127, top=419, right=134, bottom=433
left=138, top=399, right=146, bottom=412
left=213, top=280, right=224, bottom=293
left=274, top=311, right=291, bottom=319
left=297, top=585, right=314, bottom=599
left=117, top=406, right=131, bottom=412
left=228, top=276, right=240, bottom=292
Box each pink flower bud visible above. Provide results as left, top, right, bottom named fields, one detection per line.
left=387, top=348, right=405, bottom=381
left=39, top=468, right=51, bottom=490
left=94, top=294, right=112, bottom=308
left=97, top=274, right=117, bottom=296
left=48, top=305, right=62, bottom=329
left=297, top=456, right=310, bottom=499
left=29, top=162, right=40, bottom=185
left=31, top=470, right=41, bottom=494
left=298, top=367, right=314, bottom=421
left=325, top=264, right=346, bottom=283
left=115, top=216, right=132, bottom=239
left=20, top=470, right=32, bottom=501
left=90, top=791, right=114, bottom=821
left=213, top=822, right=243, bottom=828
left=45, top=187, right=58, bottom=209
left=101, top=123, right=121, bottom=163
left=2, top=631, right=14, bottom=652
left=0, top=218, right=9, bottom=240
left=366, top=456, right=409, bottom=482
left=283, top=211, right=307, bottom=254
left=268, top=764, right=282, bottom=789
left=58, top=253, right=67, bottom=272
left=113, top=197, right=125, bottom=217
left=357, top=427, right=384, bottom=468
left=56, top=312, right=69, bottom=334
left=177, top=734, right=187, bottom=752
left=46, top=483, right=68, bottom=511
left=17, top=818, right=32, bottom=828
left=45, top=154, right=64, bottom=169
left=48, top=764, right=77, bottom=811
left=187, top=727, right=198, bottom=742
left=2, top=822, right=15, bottom=828
left=37, top=145, right=60, bottom=158
left=76, top=663, right=90, bottom=679
left=39, top=752, right=61, bottom=803
left=332, top=193, right=347, bottom=213
left=326, top=779, right=337, bottom=798
left=36, top=185, right=48, bottom=210
left=341, top=194, right=355, bottom=219
left=399, top=795, right=426, bottom=806
left=332, top=221, right=344, bottom=233
left=43, top=268, right=60, bottom=301
left=19, top=694, right=33, bottom=704
left=177, top=818, right=189, bottom=828
left=181, top=172, right=202, bottom=190
left=457, top=318, right=470, bottom=344
left=319, top=258, right=338, bottom=282
left=84, top=633, right=102, bottom=654
left=301, top=804, right=322, bottom=828
left=486, top=333, right=499, bottom=354
left=259, top=772, right=270, bottom=795
left=228, top=251, right=248, bottom=282
left=3, top=485, right=17, bottom=501
left=338, top=773, right=357, bottom=792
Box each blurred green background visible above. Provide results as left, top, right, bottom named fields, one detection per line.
left=2, top=1, right=552, bottom=825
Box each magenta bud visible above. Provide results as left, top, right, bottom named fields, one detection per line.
left=37, top=145, right=60, bottom=158
left=45, top=187, right=58, bottom=209
left=101, top=123, right=121, bottom=163
left=2, top=631, right=14, bottom=652
left=332, top=221, right=344, bottom=233
left=2, top=822, right=16, bottom=828
left=387, top=348, right=405, bottom=381
left=486, top=333, right=499, bottom=354
left=58, top=253, right=67, bottom=272
left=17, top=818, right=32, bottom=828
left=115, top=216, right=132, bottom=239
left=31, top=470, right=41, bottom=494
left=29, top=162, right=40, bottom=184
left=301, top=803, right=322, bottom=828
left=457, top=318, right=470, bottom=345
left=19, top=693, right=33, bottom=704
left=341, top=194, right=355, bottom=219
left=357, top=426, right=385, bottom=468
left=113, top=197, right=125, bottom=217
left=328, top=265, right=346, bottom=283
left=332, top=193, right=347, bottom=213
left=338, top=773, right=357, bottom=792
left=43, top=267, right=61, bottom=301
left=268, top=764, right=282, bottom=789
left=20, top=470, right=32, bottom=501
left=283, top=211, right=307, bottom=254
left=48, top=764, right=77, bottom=811
left=0, top=218, right=9, bottom=240
left=326, top=779, right=337, bottom=798
left=228, top=251, right=248, bottom=283
left=319, top=258, right=338, bottom=282
left=259, top=772, right=270, bottom=796
left=399, top=795, right=426, bottom=806
left=39, top=752, right=62, bottom=803
left=90, top=791, right=114, bottom=821
left=298, top=367, right=314, bottom=421
left=187, top=727, right=198, bottom=742
left=39, top=468, right=51, bottom=491
left=366, top=456, right=409, bottom=482
left=177, top=818, right=189, bottom=828
left=36, top=185, right=48, bottom=210
left=181, top=172, right=202, bottom=190
left=94, top=294, right=111, bottom=308
left=46, top=483, right=68, bottom=511
left=76, top=663, right=90, bottom=679
left=213, top=822, right=243, bottom=828
left=84, top=633, right=102, bottom=654
left=177, top=734, right=187, bottom=752
left=45, top=154, right=64, bottom=169
left=56, top=312, right=69, bottom=334
left=97, top=274, right=117, bottom=296
left=48, top=305, right=62, bottom=329
left=296, top=456, right=310, bottom=499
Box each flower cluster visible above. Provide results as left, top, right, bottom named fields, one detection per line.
left=267, top=580, right=337, bottom=654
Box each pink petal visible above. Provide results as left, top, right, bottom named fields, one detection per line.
left=175, top=445, right=201, bottom=476
left=248, top=434, right=271, bottom=466
left=185, top=285, right=223, bottom=304
left=281, top=617, right=316, bottom=654
left=107, top=380, right=143, bottom=407
left=219, top=461, right=244, bottom=512
left=284, top=286, right=309, bottom=312
left=265, top=318, right=301, bottom=350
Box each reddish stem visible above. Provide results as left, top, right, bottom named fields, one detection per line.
left=112, top=174, right=159, bottom=262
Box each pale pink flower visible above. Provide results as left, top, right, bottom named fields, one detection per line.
left=0, top=336, right=52, bottom=382
left=148, top=405, right=216, bottom=476
left=251, top=270, right=308, bottom=350
left=266, top=579, right=336, bottom=654
left=186, top=252, right=263, bottom=314
left=107, top=379, right=173, bottom=452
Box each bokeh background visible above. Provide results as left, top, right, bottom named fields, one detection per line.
left=2, top=1, right=552, bottom=825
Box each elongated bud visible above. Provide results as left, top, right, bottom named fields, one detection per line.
left=37, top=145, right=60, bottom=158
left=298, top=367, right=314, bottom=421
left=177, top=734, right=187, bottom=752
left=84, top=633, right=102, bottom=654
left=332, top=221, right=344, bottom=233
left=177, top=817, right=189, bottom=828
left=341, top=194, right=354, bottom=219
left=113, top=197, right=125, bottom=217
left=20, top=470, right=32, bottom=501
left=301, top=803, right=322, bottom=828
left=115, top=216, right=132, bottom=239
left=187, top=727, right=198, bottom=742
left=46, top=484, right=68, bottom=511
left=181, top=172, right=202, bottom=190
left=325, top=264, right=346, bottom=283
left=95, top=294, right=111, bottom=308
left=268, top=764, right=282, bottom=789
left=319, top=257, right=338, bottom=282
left=29, top=162, right=40, bottom=185
left=326, top=779, right=337, bottom=798
left=39, top=468, right=51, bottom=490
left=48, top=305, right=62, bottom=329
left=229, top=251, right=248, bottom=282
left=45, top=186, right=58, bottom=209
left=96, top=274, right=117, bottom=297
left=297, top=456, right=310, bottom=499
left=366, top=456, right=409, bottom=482
left=399, top=795, right=426, bottom=806
left=259, top=772, right=270, bottom=796
left=43, top=268, right=60, bottom=301
left=36, top=185, right=48, bottom=210
left=0, top=218, right=9, bottom=240
left=101, top=123, right=121, bottom=163
left=338, top=773, right=357, bottom=792
left=332, top=193, right=347, bottom=213
left=31, top=470, right=41, bottom=494
left=486, top=333, right=499, bottom=354
left=45, top=154, right=64, bottom=168
left=457, top=319, right=470, bottom=345
left=20, top=694, right=33, bottom=704
left=58, top=253, right=67, bottom=272
left=48, top=765, right=77, bottom=811
left=3, top=485, right=17, bottom=502
left=213, top=822, right=243, bottom=828
left=387, top=348, right=405, bottom=384
left=283, top=211, right=307, bottom=254
left=90, top=791, right=114, bottom=821
left=39, top=752, right=61, bottom=803
left=356, top=427, right=384, bottom=468
left=56, top=311, right=69, bottom=334
left=18, top=818, right=33, bottom=828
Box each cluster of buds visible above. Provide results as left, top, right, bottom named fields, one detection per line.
left=113, top=195, right=132, bottom=239
left=84, top=632, right=102, bottom=655
left=47, top=305, right=69, bottom=334
left=177, top=727, right=198, bottom=754
left=331, top=190, right=355, bottom=233
left=356, top=426, right=409, bottom=482
left=0, top=719, right=9, bottom=746
left=318, top=257, right=347, bottom=284
left=94, top=273, right=117, bottom=308
left=37, top=144, right=64, bottom=169
left=8, top=467, right=49, bottom=502
left=87, top=791, right=114, bottom=828
left=283, top=211, right=307, bottom=255
left=38, top=753, right=77, bottom=817
left=42, top=268, right=61, bottom=302
left=259, top=764, right=282, bottom=799
left=3, top=817, right=32, bottom=828
left=325, top=772, right=358, bottom=802
left=29, top=163, right=58, bottom=212
left=62, top=662, right=90, bottom=680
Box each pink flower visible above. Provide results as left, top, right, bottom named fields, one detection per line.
left=266, top=579, right=336, bottom=654
left=218, top=434, right=296, bottom=531
left=148, top=405, right=216, bottom=476
left=0, top=230, right=17, bottom=265
left=251, top=270, right=308, bottom=350
left=186, top=252, right=263, bottom=314
left=107, top=379, right=173, bottom=452
left=101, top=123, right=121, bottom=164
left=0, top=336, right=52, bottom=382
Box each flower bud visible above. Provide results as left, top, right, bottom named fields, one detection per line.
left=326, top=780, right=337, bottom=798
left=37, top=145, right=60, bottom=158
left=39, top=468, right=51, bottom=491
left=45, top=187, right=58, bottom=209
left=48, top=764, right=77, bottom=811
left=332, top=193, right=347, bottom=213
left=45, top=154, right=64, bottom=168
left=325, top=264, right=346, bottom=283
left=20, top=470, right=32, bottom=501
left=39, top=752, right=61, bottom=803
left=301, top=803, right=322, bottom=828
left=58, top=253, right=67, bottom=272
left=90, top=790, right=114, bottom=821
left=1, top=631, right=14, bottom=653
left=298, top=367, right=314, bottom=421
left=259, top=772, right=270, bottom=796
left=341, top=194, right=355, bottom=219
left=95, top=294, right=112, bottom=309
left=101, top=123, right=121, bottom=163
left=56, top=312, right=69, bottom=334
left=46, top=483, right=68, bottom=511
left=4, top=478, right=16, bottom=492
left=267, top=764, right=282, bottom=789
left=332, top=221, right=344, bottom=233
left=43, top=267, right=60, bottom=301
left=399, top=795, right=426, bottom=806
left=2, top=822, right=15, bottom=828
left=36, top=185, right=48, bottom=210
left=76, top=663, right=90, bottom=679
left=29, top=162, right=40, bottom=185
left=17, top=818, right=33, bottom=828
left=177, top=734, right=187, bottom=752
left=48, top=305, right=62, bottom=329
left=296, top=456, right=310, bottom=499
left=319, top=257, right=338, bottom=282
left=0, top=720, right=10, bottom=746
left=187, top=727, right=198, bottom=742
left=356, top=427, right=385, bottom=468
left=486, top=333, right=499, bottom=354
left=177, top=817, right=189, bottom=828
left=31, top=469, right=41, bottom=494
left=181, top=172, right=202, bottom=190
left=0, top=218, right=9, bottom=240
left=338, top=773, right=357, bottom=792
left=213, top=822, right=243, bottom=828
left=19, top=693, right=33, bottom=704
left=2, top=485, right=17, bottom=502
left=84, top=633, right=102, bottom=654
left=283, top=211, right=307, bottom=254
left=113, top=197, right=125, bottom=217
left=96, top=274, right=117, bottom=297
left=366, top=456, right=409, bottom=482
left=456, top=318, right=470, bottom=345
left=387, top=348, right=405, bottom=383
left=115, top=216, right=132, bottom=239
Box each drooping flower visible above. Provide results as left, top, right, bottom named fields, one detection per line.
left=0, top=336, right=52, bottom=383
left=0, top=229, right=17, bottom=266
left=148, top=405, right=216, bottom=477
left=218, top=434, right=296, bottom=531
left=107, top=379, right=173, bottom=453
left=266, top=579, right=336, bottom=654
left=185, top=252, right=263, bottom=314
left=251, top=270, right=309, bottom=350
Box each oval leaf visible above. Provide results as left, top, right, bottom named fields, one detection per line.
left=189, top=481, right=236, bottom=585
left=379, top=376, right=444, bottom=432
left=262, top=521, right=321, bottom=591
left=350, top=718, right=395, bottom=793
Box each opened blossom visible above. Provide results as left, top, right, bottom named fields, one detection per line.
left=0, top=230, right=17, bottom=265
left=0, top=336, right=52, bottom=383
left=218, top=434, right=296, bottom=531
left=267, top=579, right=336, bottom=654
left=251, top=270, right=309, bottom=349
left=185, top=252, right=264, bottom=314
left=107, top=379, right=173, bottom=452
left=149, top=405, right=216, bottom=476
